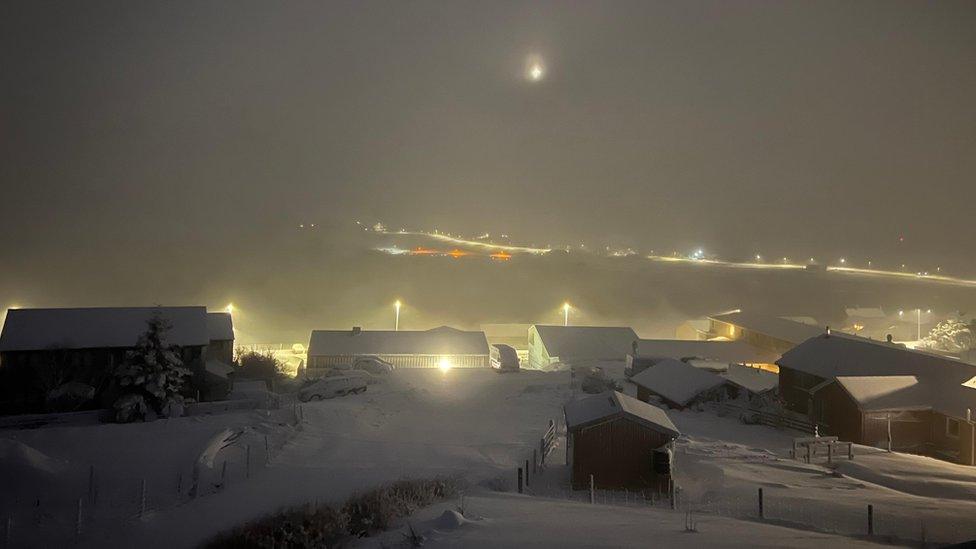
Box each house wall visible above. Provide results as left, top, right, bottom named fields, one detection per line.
left=309, top=354, right=488, bottom=370
left=811, top=382, right=863, bottom=442
left=860, top=411, right=932, bottom=451
left=206, top=339, right=234, bottom=365
left=0, top=345, right=206, bottom=414
left=526, top=326, right=555, bottom=370
left=779, top=366, right=826, bottom=415
left=709, top=320, right=795, bottom=355
left=929, top=412, right=963, bottom=460
left=569, top=415, right=673, bottom=491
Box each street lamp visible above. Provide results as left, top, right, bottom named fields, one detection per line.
left=394, top=300, right=401, bottom=331
left=563, top=302, right=571, bottom=327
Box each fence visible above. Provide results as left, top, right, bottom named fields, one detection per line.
left=0, top=403, right=303, bottom=548
left=711, top=401, right=816, bottom=434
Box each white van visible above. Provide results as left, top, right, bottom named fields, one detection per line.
left=298, top=375, right=367, bottom=402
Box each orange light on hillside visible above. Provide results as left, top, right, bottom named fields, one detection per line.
left=490, top=251, right=512, bottom=261
left=411, top=247, right=438, bottom=255
left=448, top=249, right=469, bottom=259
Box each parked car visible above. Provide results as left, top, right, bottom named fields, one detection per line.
left=321, top=368, right=380, bottom=384
left=352, top=356, right=395, bottom=374
left=298, top=375, right=367, bottom=402
left=490, top=344, right=520, bottom=372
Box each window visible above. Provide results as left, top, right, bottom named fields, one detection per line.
left=946, top=417, right=961, bottom=439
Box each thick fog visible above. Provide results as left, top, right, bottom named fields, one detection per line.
left=2, top=1, right=975, bottom=341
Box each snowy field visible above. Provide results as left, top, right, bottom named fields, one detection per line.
left=2, top=368, right=976, bottom=547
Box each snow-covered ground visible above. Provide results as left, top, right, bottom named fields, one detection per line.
left=2, top=368, right=976, bottom=547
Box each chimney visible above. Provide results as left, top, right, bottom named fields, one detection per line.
left=886, top=334, right=893, bottom=343
left=352, top=326, right=362, bottom=335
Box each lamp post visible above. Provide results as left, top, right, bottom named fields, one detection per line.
left=395, top=300, right=401, bottom=331
left=563, top=302, right=570, bottom=327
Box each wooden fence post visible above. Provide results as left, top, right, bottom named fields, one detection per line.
left=221, top=461, right=228, bottom=488
left=139, top=479, right=147, bottom=519
left=88, top=465, right=96, bottom=506
left=758, top=488, right=764, bottom=519
left=190, top=464, right=199, bottom=499
left=265, top=435, right=270, bottom=464
left=517, top=468, right=523, bottom=494
left=75, top=498, right=83, bottom=537
left=525, top=460, right=530, bottom=487
left=245, top=445, right=251, bottom=479
left=533, top=449, right=537, bottom=474
left=589, top=475, right=595, bottom=504
left=827, top=443, right=833, bottom=464
left=867, top=504, right=874, bottom=536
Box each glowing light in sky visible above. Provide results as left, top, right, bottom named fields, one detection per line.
left=525, top=55, right=546, bottom=82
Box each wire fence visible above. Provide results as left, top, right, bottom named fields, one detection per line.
left=0, top=404, right=303, bottom=548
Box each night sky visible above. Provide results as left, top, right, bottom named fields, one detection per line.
left=2, top=1, right=975, bottom=338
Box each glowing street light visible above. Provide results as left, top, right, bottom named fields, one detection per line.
left=394, top=300, right=401, bottom=331
left=438, top=357, right=453, bottom=373
left=563, top=302, right=571, bottom=327
left=225, top=303, right=234, bottom=314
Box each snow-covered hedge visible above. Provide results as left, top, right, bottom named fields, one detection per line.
left=205, top=477, right=459, bottom=548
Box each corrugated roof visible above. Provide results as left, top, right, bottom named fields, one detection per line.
left=630, top=358, right=729, bottom=406
left=207, top=312, right=234, bottom=341
left=533, top=325, right=638, bottom=361
left=564, top=390, right=679, bottom=437
left=709, top=311, right=826, bottom=344
left=0, top=307, right=210, bottom=352
left=635, top=339, right=778, bottom=364
left=307, top=326, right=489, bottom=357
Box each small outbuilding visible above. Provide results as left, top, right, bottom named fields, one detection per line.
left=564, top=391, right=679, bottom=491
left=630, top=358, right=743, bottom=409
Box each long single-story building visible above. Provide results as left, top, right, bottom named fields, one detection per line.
left=306, top=326, right=490, bottom=370
left=630, top=339, right=779, bottom=374
left=0, top=306, right=234, bottom=413
left=777, top=333, right=976, bottom=464
left=707, top=310, right=827, bottom=357
left=564, top=390, right=679, bottom=491
left=527, top=325, right=638, bottom=370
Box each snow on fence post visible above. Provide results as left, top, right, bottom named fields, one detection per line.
left=589, top=475, right=594, bottom=504
left=517, top=468, right=523, bottom=494
left=758, top=488, right=764, bottom=519
left=867, top=504, right=874, bottom=536
left=139, top=479, right=147, bottom=519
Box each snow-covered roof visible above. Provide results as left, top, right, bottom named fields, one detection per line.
left=635, top=339, right=778, bottom=364
left=721, top=363, right=778, bottom=394
left=0, top=307, right=210, bottom=352
left=778, top=333, right=976, bottom=380
left=781, top=334, right=976, bottom=419
left=709, top=311, right=826, bottom=344
left=533, top=325, right=638, bottom=361
left=630, top=358, right=729, bottom=406
left=833, top=376, right=929, bottom=412
left=564, top=391, right=679, bottom=437
left=207, top=312, right=234, bottom=341
left=308, top=326, right=489, bottom=357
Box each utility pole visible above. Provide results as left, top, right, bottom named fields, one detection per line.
left=394, top=300, right=401, bottom=331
